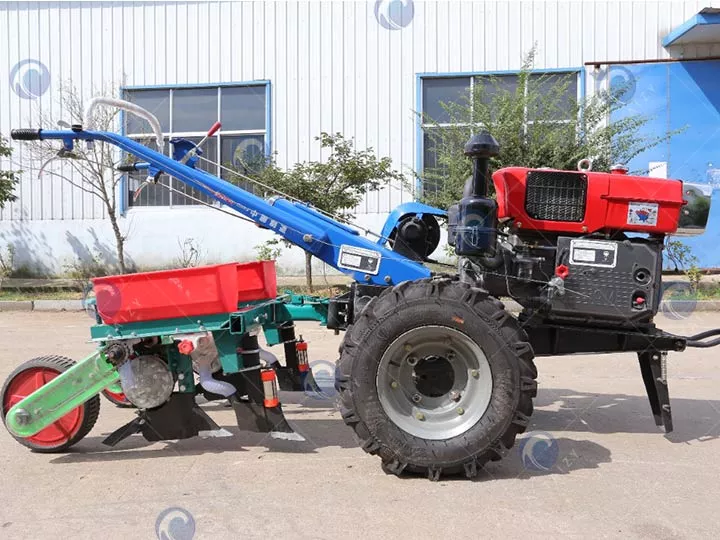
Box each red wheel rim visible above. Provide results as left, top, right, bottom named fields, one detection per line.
left=104, top=389, right=130, bottom=404
left=2, top=367, right=84, bottom=447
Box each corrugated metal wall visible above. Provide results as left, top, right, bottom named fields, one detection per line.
left=1, top=0, right=719, bottom=223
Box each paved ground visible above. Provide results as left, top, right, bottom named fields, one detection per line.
left=0, top=311, right=718, bottom=539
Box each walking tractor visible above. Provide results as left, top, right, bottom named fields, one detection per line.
left=2, top=98, right=719, bottom=480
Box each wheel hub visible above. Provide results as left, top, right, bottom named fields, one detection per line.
left=412, top=356, right=455, bottom=398
left=377, top=326, right=493, bottom=441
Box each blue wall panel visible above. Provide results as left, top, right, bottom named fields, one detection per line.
left=610, top=60, right=720, bottom=268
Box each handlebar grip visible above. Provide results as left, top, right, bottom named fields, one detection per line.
left=207, top=121, right=222, bottom=137
left=10, top=129, right=42, bottom=141
left=117, top=162, right=150, bottom=173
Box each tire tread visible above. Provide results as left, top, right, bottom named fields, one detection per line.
left=1, top=355, right=101, bottom=453
left=336, top=277, right=537, bottom=480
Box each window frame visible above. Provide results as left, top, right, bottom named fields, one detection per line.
left=119, top=80, right=272, bottom=213
left=415, top=68, right=585, bottom=195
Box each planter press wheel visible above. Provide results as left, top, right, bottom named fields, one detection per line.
left=1, top=355, right=100, bottom=452
left=102, top=388, right=134, bottom=408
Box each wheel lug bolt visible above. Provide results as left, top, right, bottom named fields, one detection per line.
left=412, top=393, right=422, bottom=403
left=415, top=412, right=425, bottom=421
left=390, top=381, right=398, bottom=389
left=407, top=356, right=418, bottom=366
left=456, top=407, right=465, bottom=415
left=404, top=344, right=412, bottom=352
left=449, top=390, right=461, bottom=401
left=470, top=369, right=479, bottom=378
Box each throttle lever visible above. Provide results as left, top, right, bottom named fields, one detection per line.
left=180, top=121, right=221, bottom=165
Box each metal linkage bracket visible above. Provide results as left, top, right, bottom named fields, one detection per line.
left=638, top=350, right=673, bottom=432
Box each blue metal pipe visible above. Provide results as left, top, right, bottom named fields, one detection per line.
left=27, top=129, right=431, bottom=285
left=39, top=130, right=327, bottom=253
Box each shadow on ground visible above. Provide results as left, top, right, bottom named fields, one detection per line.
left=48, top=388, right=719, bottom=480
left=533, top=387, right=720, bottom=443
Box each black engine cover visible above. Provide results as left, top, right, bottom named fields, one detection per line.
left=550, top=237, right=662, bottom=322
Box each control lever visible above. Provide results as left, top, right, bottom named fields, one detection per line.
left=180, top=121, right=221, bottom=164
left=131, top=122, right=220, bottom=202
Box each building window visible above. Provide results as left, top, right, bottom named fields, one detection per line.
left=124, top=84, right=268, bottom=207
left=419, top=71, right=579, bottom=190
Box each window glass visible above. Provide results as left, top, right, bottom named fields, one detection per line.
left=125, top=90, right=170, bottom=133
left=221, top=135, right=265, bottom=173
left=124, top=84, right=268, bottom=207
left=422, top=78, right=471, bottom=124
left=220, top=135, right=265, bottom=193
left=172, top=88, right=218, bottom=133
left=423, top=131, right=441, bottom=172
left=528, top=72, right=578, bottom=121
left=474, top=75, right=519, bottom=106
left=221, top=86, right=266, bottom=131
left=129, top=175, right=172, bottom=207
left=420, top=72, right=579, bottom=178
left=126, top=137, right=171, bottom=206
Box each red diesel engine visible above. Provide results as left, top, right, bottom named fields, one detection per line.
left=448, top=132, right=711, bottom=326
left=494, top=166, right=685, bottom=235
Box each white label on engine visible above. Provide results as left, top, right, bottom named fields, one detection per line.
left=338, top=245, right=381, bottom=275
left=573, top=249, right=596, bottom=262
left=627, top=202, right=659, bottom=226
left=569, top=239, right=618, bottom=268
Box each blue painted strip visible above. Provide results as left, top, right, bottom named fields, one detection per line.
left=416, top=67, right=581, bottom=79
left=415, top=74, right=423, bottom=197
left=265, top=81, right=272, bottom=156
left=579, top=67, right=587, bottom=135
left=119, top=87, right=127, bottom=215
left=120, top=80, right=271, bottom=91
left=662, top=12, right=720, bottom=47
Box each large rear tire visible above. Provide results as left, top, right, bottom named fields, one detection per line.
left=1, top=355, right=101, bottom=452
left=336, top=278, right=537, bottom=480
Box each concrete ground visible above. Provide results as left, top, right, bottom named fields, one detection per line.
left=0, top=311, right=718, bottom=539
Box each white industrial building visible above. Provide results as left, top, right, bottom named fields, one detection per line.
left=3, top=0, right=720, bottom=274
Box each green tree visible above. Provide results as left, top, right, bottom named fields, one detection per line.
left=664, top=240, right=698, bottom=272
left=230, top=133, right=405, bottom=291
left=420, top=49, right=677, bottom=209
left=0, top=135, right=19, bottom=208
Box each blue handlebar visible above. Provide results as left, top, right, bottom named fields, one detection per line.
left=12, top=128, right=431, bottom=285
